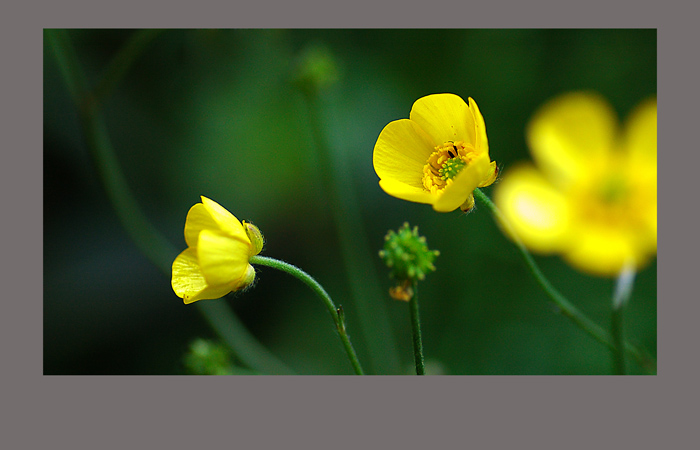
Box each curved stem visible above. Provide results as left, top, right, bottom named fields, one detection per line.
left=300, top=90, right=401, bottom=374
left=251, top=255, right=365, bottom=375
left=473, top=188, right=656, bottom=373
left=46, top=29, right=294, bottom=375
left=409, top=283, right=425, bottom=375
left=91, top=29, right=165, bottom=107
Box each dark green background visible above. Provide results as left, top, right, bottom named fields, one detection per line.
left=44, top=29, right=656, bottom=375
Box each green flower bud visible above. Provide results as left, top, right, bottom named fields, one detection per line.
left=379, top=223, right=439, bottom=300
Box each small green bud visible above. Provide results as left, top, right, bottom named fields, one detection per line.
left=379, top=223, right=439, bottom=300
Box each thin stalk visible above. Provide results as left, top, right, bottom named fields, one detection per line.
left=473, top=188, right=655, bottom=373
left=46, top=29, right=294, bottom=375
left=92, top=29, right=165, bottom=107
left=409, top=283, right=425, bottom=375
left=46, top=29, right=174, bottom=274
left=251, top=255, right=365, bottom=375
left=611, top=264, right=635, bottom=375
left=610, top=304, right=626, bottom=375
left=300, top=90, right=401, bottom=374
left=196, top=300, right=295, bottom=374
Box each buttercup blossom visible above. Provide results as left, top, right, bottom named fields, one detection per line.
left=172, top=196, right=263, bottom=303
left=494, top=92, right=657, bottom=277
left=373, top=94, right=498, bottom=212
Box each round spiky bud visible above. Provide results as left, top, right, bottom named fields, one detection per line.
left=379, top=223, right=439, bottom=300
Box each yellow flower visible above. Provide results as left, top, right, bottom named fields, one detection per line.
left=171, top=196, right=263, bottom=303
left=494, top=92, right=657, bottom=277
left=373, top=93, right=498, bottom=212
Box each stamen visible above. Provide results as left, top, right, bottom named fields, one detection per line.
left=422, top=140, right=476, bottom=192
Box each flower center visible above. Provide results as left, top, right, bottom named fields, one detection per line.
left=574, top=170, right=643, bottom=228
left=440, top=157, right=466, bottom=180
left=422, top=141, right=476, bottom=193
left=598, top=173, right=628, bottom=204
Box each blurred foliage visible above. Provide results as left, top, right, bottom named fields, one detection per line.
left=183, top=338, right=259, bottom=375
left=183, top=339, right=234, bottom=375
left=44, top=29, right=656, bottom=374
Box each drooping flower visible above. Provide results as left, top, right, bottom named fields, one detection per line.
left=373, top=94, right=498, bottom=212
left=172, top=196, right=264, bottom=303
left=493, top=92, right=657, bottom=277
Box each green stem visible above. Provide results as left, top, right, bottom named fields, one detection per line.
left=46, top=28, right=294, bottom=375
left=300, top=90, right=401, bottom=374
left=610, top=303, right=626, bottom=375
left=611, top=265, right=635, bottom=375
left=409, top=283, right=425, bottom=375
left=251, top=255, right=365, bottom=375
left=473, top=188, right=655, bottom=373
left=92, top=29, right=165, bottom=107
left=196, top=300, right=295, bottom=374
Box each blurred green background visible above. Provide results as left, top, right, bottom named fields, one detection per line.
left=44, top=29, right=656, bottom=375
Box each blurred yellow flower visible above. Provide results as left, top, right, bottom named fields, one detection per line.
left=373, top=94, right=498, bottom=212
left=494, top=92, right=657, bottom=277
left=172, top=196, right=262, bottom=303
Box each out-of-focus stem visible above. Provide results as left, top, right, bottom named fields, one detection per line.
left=46, top=29, right=294, bottom=375
left=473, top=188, right=655, bottom=373
left=301, top=91, right=401, bottom=375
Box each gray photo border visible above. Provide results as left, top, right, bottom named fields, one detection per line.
left=6, top=0, right=691, bottom=447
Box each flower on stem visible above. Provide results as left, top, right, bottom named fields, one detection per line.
left=171, top=196, right=264, bottom=303
left=493, top=92, right=657, bottom=277
left=373, top=94, right=498, bottom=213
left=379, top=223, right=439, bottom=301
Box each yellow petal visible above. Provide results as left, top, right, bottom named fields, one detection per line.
left=527, top=92, right=618, bottom=187
left=373, top=119, right=436, bottom=188
left=493, top=163, right=572, bottom=253
left=200, top=196, right=249, bottom=243
left=468, top=97, right=489, bottom=157
left=622, top=96, right=657, bottom=179
left=378, top=179, right=436, bottom=205
left=171, top=248, right=234, bottom=303
left=183, top=203, right=219, bottom=248
left=197, top=229, right=252, bottom=287
left=409, top=93, right=476, bottom=146
left=432, top=153, right=491, bottom=212
left=562, top=224, right=654, bottom=277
